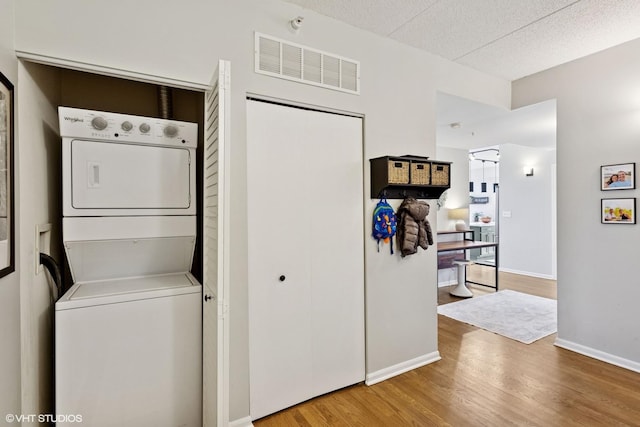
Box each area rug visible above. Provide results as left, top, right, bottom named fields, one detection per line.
left=437, top=290, right=557, bottom=344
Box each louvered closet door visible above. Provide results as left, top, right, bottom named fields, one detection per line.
left=247, top=99, right=365, bottom=420
left=202, top=60, right=230, bottom=427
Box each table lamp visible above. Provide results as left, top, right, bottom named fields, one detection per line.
left=448, top=208, right=469, bottom=231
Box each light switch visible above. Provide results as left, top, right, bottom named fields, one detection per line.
left=502, top=211, right=512, bottom=218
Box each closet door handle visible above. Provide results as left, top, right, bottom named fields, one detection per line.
left=204, top=294, right=214, bottom=302
left=279, top=275, right=286, bottom=282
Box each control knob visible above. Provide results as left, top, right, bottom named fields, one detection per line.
left=91, top=116, right=108, bottom=131
left=163, top=124, right=179, bottom=138
left=139, top=123, right=151, bottom=134
left=121, top=121, right=133, bottom=132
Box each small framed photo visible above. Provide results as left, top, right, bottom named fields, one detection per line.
left=601, top=163, right=635, bottom=190
left=601, top=198, right=636, bottom=224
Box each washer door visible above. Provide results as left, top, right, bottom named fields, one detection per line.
left=71, top=139, right=192, bottom=210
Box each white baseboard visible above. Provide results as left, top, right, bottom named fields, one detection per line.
left=438, top=279, right=457, bottom=288
left=438, top=268, right=458, bottom=287
left=498, top=267, right=555, bottom=280
left=230, top=416, right=254, bottom=427
left=555, top=338, right=640, bottom=374
left=365, top=351, right=441, bottom=386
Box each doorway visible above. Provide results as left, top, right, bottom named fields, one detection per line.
left=17, top=60, right=230, bottom=426
left=435, top=92, right=558, bottom=302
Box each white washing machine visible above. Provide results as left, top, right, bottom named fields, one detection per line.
left=55, top=107, right=202, bottom=426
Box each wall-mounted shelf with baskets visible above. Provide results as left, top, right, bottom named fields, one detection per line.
left=370, top=155, right=451, bottom=199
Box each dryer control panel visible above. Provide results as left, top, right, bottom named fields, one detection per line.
left=58, top=106, right=198, bottom=148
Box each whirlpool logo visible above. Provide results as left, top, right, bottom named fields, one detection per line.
left=64, top=116, right=84, bottom=123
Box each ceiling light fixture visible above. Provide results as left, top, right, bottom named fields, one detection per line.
left=470, top=147, right=499, bottom=161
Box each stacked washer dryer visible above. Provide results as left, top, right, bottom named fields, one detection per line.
left=55, top=107, right=202, bottom=426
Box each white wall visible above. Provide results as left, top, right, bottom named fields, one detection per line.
left=513, top=37, right=640, bottom=370
left=436, top=146, right=470, bottom=227
left=14, top=0, right=512, bottom=421
left=17, top=61, right=61, bottom=423
left=499, top=144, right=556, bottom=278
left=14, top=0, right=217, bottom=89
left=0, top=0, right=22, bottom=419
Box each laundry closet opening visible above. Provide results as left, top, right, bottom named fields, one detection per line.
left=19, top=60, right=207, bottom=422
left=32, top=63, right=205, bottom=286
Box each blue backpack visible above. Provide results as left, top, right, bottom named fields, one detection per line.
left=372, top=198, right=397, bottom=254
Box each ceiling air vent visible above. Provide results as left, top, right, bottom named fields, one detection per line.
left=255, top=33, right=360, bottom=95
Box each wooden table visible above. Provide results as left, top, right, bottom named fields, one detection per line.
left=437, top=233, right=499, bottom=291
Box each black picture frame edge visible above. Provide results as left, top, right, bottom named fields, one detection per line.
left=0, top=71, right=15, bottom=279
left=601, top=197, right=636, bottom=225
left=600, top=162, right=636, bottom=191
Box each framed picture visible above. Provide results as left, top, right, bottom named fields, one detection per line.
left=601, top=198, right=636, bottom=224
left=601, top=163, right=635, bottom=190
left=0, top=71, right=14, bottom=278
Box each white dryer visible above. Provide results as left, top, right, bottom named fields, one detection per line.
left=55, top=107, right=202, bottom=426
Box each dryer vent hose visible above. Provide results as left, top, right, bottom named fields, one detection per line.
left=40, top=253, right=63, bottom=302
left=158, top=86, right=174, bottom=120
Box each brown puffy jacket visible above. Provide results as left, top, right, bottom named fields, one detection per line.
left=396, top=197, right=434, bottom=257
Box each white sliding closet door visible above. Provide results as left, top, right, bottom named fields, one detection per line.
left=247, top=99, right=365, bottom=420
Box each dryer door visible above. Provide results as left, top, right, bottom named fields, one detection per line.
left=70, top=139, right=192, bottom=213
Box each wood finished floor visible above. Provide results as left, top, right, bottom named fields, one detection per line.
left=254, top=268, right=640, bottom=426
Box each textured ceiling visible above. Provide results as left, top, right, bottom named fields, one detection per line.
left=281, top=0, right=640, bottom=152
left=282, top=0, right=640, bottom=81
